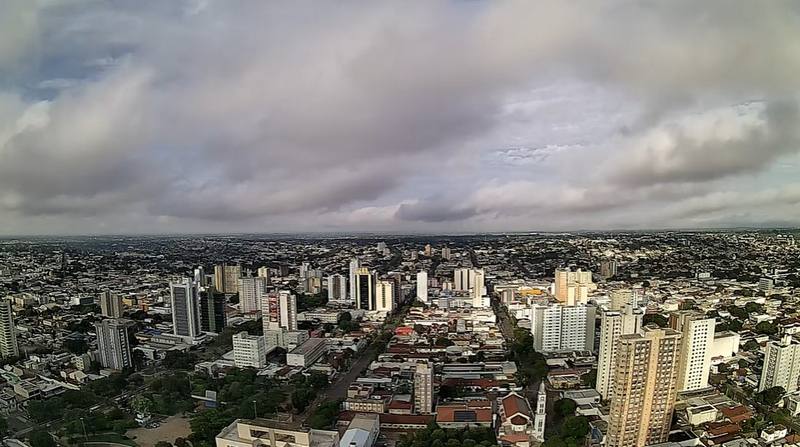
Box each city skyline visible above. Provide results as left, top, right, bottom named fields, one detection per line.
left=1, top=2, right=800, bottom=235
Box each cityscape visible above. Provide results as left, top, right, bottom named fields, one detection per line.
left=2, top=2, right=800, bottom=447
left=0, top=232, right=796, bottom=447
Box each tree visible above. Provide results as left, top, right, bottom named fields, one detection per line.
left=553, top=398, right=577, bottom=419
left=745, top=302, right=763, bottom=313
left=757, top=386, right=785, bottom=406
left=28, top=431, right=57, bottom=447
left=63, top=337, right=89, bottom=354
left=642, top=313, right=668, bottom=328
left=0, top=417, right=7, bottom=438
left=155, top=442, right=173, bottom=447
left=755, top=321, right=778, bottom=336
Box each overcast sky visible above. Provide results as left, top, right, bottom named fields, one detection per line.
left=1, top=1, right=799, bottom=235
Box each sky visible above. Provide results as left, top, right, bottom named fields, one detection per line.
left=1, top=0, right=800, bottom=235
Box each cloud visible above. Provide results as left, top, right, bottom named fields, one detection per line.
left=606, top=101, right=800, bottom=187
left=1, top=1, right=800, bottom=234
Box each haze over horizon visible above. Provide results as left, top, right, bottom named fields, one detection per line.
left=2, top=1, right=800, bottom=235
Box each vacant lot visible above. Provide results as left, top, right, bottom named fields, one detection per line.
left=127, top=416, right=191, bottom=447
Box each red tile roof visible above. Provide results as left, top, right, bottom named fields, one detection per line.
left=501, top=392, right=531, bottom=419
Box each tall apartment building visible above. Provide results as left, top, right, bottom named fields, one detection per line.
left=355, top=268, right=375, bottom=311
left=232, top=331, right=267, bottom=368
left=170, top=279, right=200, bottom=339
left=257, top=266, right=271, bottom=283
left=759, top=335, right=800, bottom=392
left=607, top=327, right=682, bottom=447
left=416, top=271, right=428, bottom=302
left=414, top=361, right=434, bottom=414
left=670, top=311, right=715, bottom=391
left=98, top=290, right=123, bottom=318
left=95, top=318, right=134, bottom=370
left=327, top=274, right=348, bottom=301
left=0, top=300, right=18, bottom=359
left=348, top=258, right=361, bottom=301
left=608, top=289, right=635, bottom=311
left=596, top=305, right=643, bottom=400
left=238, top=276, right=268, bottom=314
left=375, top=280, right=394, bottom=312
left=214, top=264, right=242, bottom=294
left=553, top=268, right=595, bottom=305
left=530, top=303, right=596, bottom=353
left=472, top=270, right=488, bottom=308
left=600, top=259, right=618, bottom=279
left=453, top=268, right=485, bottom=293
left=193, top=266, right=206, bottom=286
left=262, top=291, right=298, bottom=332
left=261, top=291, right=298, bottom=351
left=200, top=290, right=227, bottom=333
left=441, top=246, right=452, bottom=260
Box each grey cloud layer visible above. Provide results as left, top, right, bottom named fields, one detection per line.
left=0, top=1, right=799, bottom=234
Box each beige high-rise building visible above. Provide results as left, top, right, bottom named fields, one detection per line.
left=553, top=268, right=595, bottom=305
left=0, top=300, right=19, bottom=359
left=596, top=305, right=643, bottom=400
left=609, top=289, right=635, bottom=311
left=759, top=335, right=800, bottom=392
left=607, top=327, right=682, bottom=447
left=414, top=361, right=434, bottom=414
left=214, top=264, right=242, bottom=294
left=670, top=311, right=715, bottom=391
left=375, top=280, right=394, bottom=312
left=99, top=290, right=124, bottom=318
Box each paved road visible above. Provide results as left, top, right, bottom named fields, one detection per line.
left=298, top=305, right=411, bottom=424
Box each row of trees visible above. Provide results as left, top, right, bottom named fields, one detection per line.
left=542, top=398, right=591, bottom=447
left=398, top=422, right=496, bottom=447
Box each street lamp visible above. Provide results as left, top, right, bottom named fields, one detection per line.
left=252, top=400, right=258, bottom=419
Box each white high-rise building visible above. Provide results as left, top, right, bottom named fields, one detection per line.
left=472, top=270, right=487, bottom=308
left=279, top=291, right=298, bottom=331
left=257, top=266, right=271, bottom=283
left=232, top=332, right=267, bottom=368
left=533, top=381, right=546, bottom=441
left=596, top=305, right=643, bottom=400
left=759, top=335, right=800, bottom=392
left=95, top=318, right=134, bottom=370
left=453, top=268, right=485, bottom=292
left=671, top=311, right=715, bottom=391
left=327, top=274, right=348, bottom=301
left=170, top=279, right=200, bottom=339
left=99, top=290, right=123, bottom=318
left=0, top=300, right=18, bottom=359
left=530, top=303, right=596, bottom=353
left=416, top=271, right=428, bottom=302
left=375, top=280, right=394, bottom=312
left=553, top=268, right=595, bottom=305
left=414, top=361, right=434, bottom=414
left=348, top=258, right=360, bottom=301
left=238, top=276, right=268, bottom=314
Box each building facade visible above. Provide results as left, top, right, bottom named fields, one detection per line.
left=606, top=327, right=682, bottom=447
left=95, top=318, right=134, bottom=370
left=759, top=335, right=800, bottom=392
left=671, top=311, right=715, bottom=392
left=170, top=279, right=200, bottom=339
left=414, top=361, right=434, bottom=414
left=530, top=303, right=596, bottom=353
left=596, top=305, right=643, bottom=400
left=99, top=290, right=123, bottom=318
left=232, top=332, right=267, bottom=368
